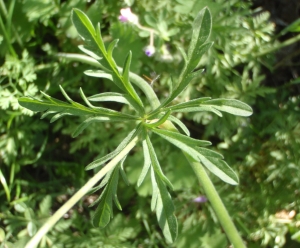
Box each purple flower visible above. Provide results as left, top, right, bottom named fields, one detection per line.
left=119, top=8, right=138, bottom=24
left=144, top=45, right=155, bottom=57
left=193, top=196, right=207, bottom=203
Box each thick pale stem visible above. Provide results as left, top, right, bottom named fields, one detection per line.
left=25, top=136, right=139, bottom=248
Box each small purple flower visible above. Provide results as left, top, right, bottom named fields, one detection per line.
left=119, top=8, right=138, bottom=24
left=193, top=196, right=207, bottom=203
left=144, top=45, right=155, bottom=57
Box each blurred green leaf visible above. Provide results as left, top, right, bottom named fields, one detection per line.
left=202, top=99, right=253, bottom=116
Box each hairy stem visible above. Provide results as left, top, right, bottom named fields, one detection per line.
left=25, top=136, right=139, bottom=248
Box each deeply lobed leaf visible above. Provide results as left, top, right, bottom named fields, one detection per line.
left=92, top=165, right=120, bottom=228
left=152, top=128, right=239, bottom=185
left=151, top=168, right=178, bottom=243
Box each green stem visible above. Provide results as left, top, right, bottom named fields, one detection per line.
left=185, top=154, right=246, bottom=248
left=24, top=136, right=139, bottom=248
left=0, top=11, right=17, bottom=57
left=56, top=52, right=245, bottom=247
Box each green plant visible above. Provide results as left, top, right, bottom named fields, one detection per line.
left=18, top=7, right=253, bottom=248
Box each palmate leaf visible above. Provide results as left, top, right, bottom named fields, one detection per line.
left=152, top=128, right=239, bottom=185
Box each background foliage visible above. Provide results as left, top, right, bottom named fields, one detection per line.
left=1, top=0, right=300, bottom=247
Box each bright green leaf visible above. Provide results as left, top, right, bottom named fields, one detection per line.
left=198, top=154, right=239, bottom=185
left=88, top=92, right=130, bottom=105
left=145, top=135, right=174, bottom=190
left=188, top=7, right=212, bottom=59
left=167, top=115, right=190, bottom=136
left=137, top=139, right=151, bottom=187
left=151, top=168, right=178, bottom=243
left=144, top=110, right=171, bottom=128
left=84, top=70, right=113, bottom=81
left=202, top=98, right=253, bottom=116
left=167, top=97, right=211, bottom=111
left=152, top=128, right=211, bottom=147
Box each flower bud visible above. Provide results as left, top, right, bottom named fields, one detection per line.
left=144, top=45, right=155, bottom=57
left=119, top=8, right=139, bottom=25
